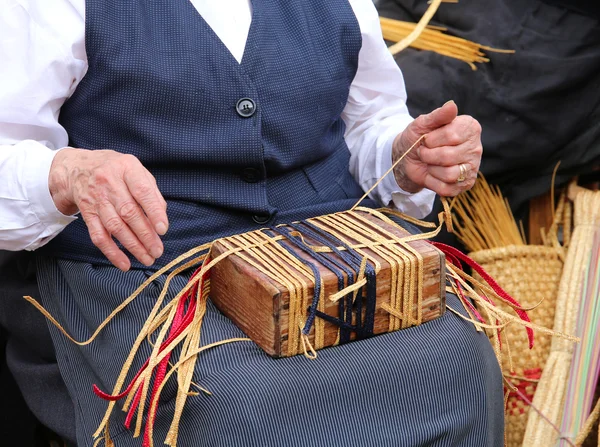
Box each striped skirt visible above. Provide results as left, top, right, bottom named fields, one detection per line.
left=37, top=257, right=504, bottom=446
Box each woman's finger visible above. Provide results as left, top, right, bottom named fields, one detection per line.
left=111, top=192, right=164, bottom=260
left=124, top=161, right=169, bottom=236
left=82, top=209, right=132, bottom=271
left=96, top=200, right=155, bottom=267
left=422, top=168, right=476, bottom=197
left=423, top=115, right=481, bottom=149
left=418, top=142, right=482, bottom=169
left=426, top=163, right=475, bottom=185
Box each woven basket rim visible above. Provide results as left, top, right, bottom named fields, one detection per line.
left=469, top=245, right=563, bottom=264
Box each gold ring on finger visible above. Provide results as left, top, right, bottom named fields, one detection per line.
left=457, top=163, right=468, bottom=183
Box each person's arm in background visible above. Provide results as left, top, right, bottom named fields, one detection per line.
left=344, top=0, right=480, bottom=217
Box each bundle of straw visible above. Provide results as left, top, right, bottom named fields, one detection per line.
left=452, top=175, right=526, bottom=251
left=523, top=189, right=600, bottom=446
left=453, top=175, right=568, bottom=447
left=559, top=230, right=600, bottom=446
left=380, top=3, right=515, bottom=70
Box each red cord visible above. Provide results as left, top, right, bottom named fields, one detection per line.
left=431, top=242, right=534, bottom=349
left=92, top=265, right=208, bottom=441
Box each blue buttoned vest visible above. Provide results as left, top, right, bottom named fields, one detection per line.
left=49, top=0, right=373, bottom=267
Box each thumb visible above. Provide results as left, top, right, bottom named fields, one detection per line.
left=404, top=100, right=459, bottom=144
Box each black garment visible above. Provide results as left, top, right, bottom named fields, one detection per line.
left=377, top=0, right=600, bottom=219
left=0, top=251, right=76, bottom=444
left=542, top=0, right=600, bottom=21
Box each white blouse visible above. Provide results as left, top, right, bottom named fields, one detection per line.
left=0, top=0, right=435, bottom=251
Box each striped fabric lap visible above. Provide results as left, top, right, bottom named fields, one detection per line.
left=37, top=257, right=504, bottom=447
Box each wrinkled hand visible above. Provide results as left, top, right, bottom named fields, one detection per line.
left=392, top=100, right=482, bottom=196
left=49, top=149, right=168, bottom=271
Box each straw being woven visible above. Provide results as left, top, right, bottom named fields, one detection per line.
left=22, top=140, right=578, bottom=447
left=24, top=196, right=574, bottom=447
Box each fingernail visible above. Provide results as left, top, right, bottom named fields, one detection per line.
left=142, top=255, right=154, bottom=266
left=156, top=222, right=168, bottom=236
left=150, top=245, right=163, bottom=259
left=443, top=100, right=455, bottom=106
left=119, top=261, right=130, bottom=272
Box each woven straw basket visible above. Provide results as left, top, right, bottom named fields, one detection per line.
left=470, top=245, right=564, bottom=447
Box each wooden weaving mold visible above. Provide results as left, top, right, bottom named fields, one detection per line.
left=210, top=208, right=446, bottom=358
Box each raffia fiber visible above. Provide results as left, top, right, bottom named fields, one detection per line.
left=470, top=246, right=564, bottom=447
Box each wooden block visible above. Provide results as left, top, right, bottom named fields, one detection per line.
left=210, top=210, right=446, bottom=357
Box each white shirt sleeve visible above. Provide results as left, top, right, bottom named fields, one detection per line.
left=0, top=0, right=433, bottom=253
left=344, top=0, right=435, bottom=219
left=0, top=0, right=86, bottom=251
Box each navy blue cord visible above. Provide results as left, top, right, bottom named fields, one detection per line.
left=266, top=220, right=377, bottom=341
left=268, top=226, right=347, bottom=336
left=287, top=222, right=355, bottom=343
left=300, top=220, right=377, bottom=338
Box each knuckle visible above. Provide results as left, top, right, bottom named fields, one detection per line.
left=104, top=216, right=125, bottom=235
left=136, top=230, right=155, bottom=245
left=122, top=153, right=140, bottom=166
left=133, top=183, right=154, bottom=200
left=92, top=170, right=110, bottom=185
left=414, top=114, right=430, bottom=133
left=118, top=201, right=141, bottom=221
left=446, top=129, right=463, bottom=146
left=77, top=196, right=94, bottom=211
left=474, top=143, right=483, bottom=157
left=89, top=231, right=108, bottom=248
left=443, top=169, right=456, bottom=183
left=121, top=239, right=142, bottom=254
left=440, top=184, right=455, bottom=197
left=420, top=151, right=433, bottom=166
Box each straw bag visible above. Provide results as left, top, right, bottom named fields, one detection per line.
left=470, top=246, right=564, bottom=447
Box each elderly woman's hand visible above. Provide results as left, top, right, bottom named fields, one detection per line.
left=392, top=100, right=482, bottom=197
left=49, top=149, right=169, bottom=271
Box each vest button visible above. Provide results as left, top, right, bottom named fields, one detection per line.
left=236, top=98, right=256, bottom=118
left=241, top=167, right=261, bottom=183
left=252, top=214, right=271, bottom=225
